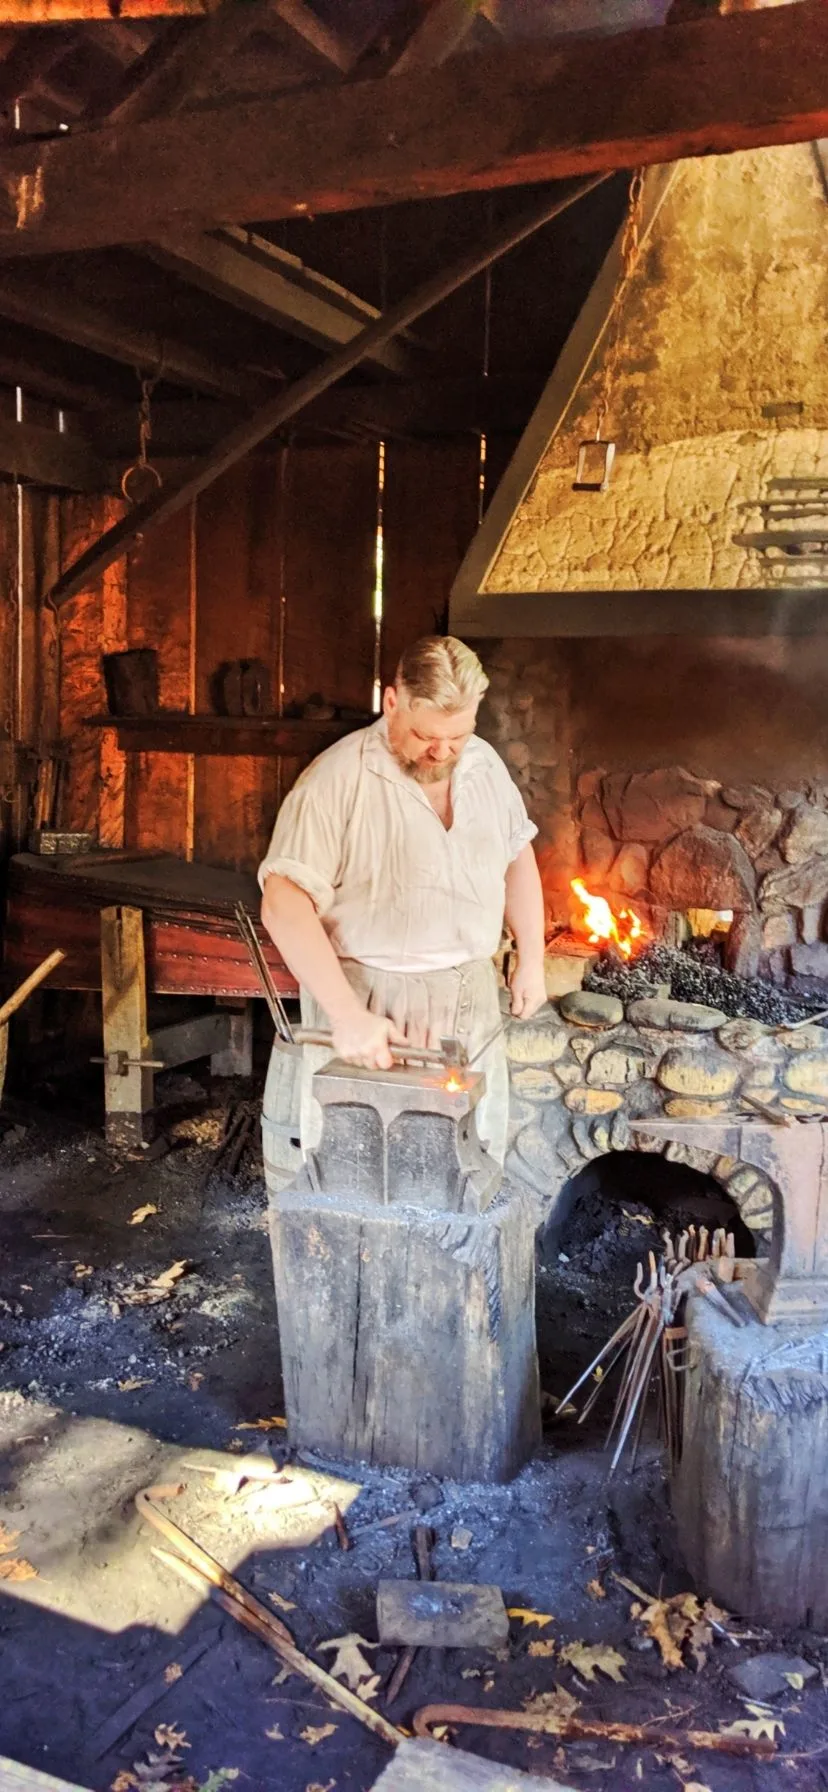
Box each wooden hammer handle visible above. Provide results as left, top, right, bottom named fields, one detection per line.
left=0, top=949, right=65, bottom=1028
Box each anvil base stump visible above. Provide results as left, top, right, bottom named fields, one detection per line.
left=269, top=1180, right=540, bottom=1481
left=673, top=1297, right=828, bottom=1628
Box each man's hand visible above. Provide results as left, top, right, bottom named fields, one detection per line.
left=332, top=1007, right=406, bottom=1070
left=509, top=958, right=547, bottom=1021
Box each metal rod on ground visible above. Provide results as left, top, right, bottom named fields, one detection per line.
left=48, top=173, right=610, bottom=607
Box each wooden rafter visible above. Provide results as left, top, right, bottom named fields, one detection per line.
left=390, top=0, right=484, bottom=73
left=146, top=228, right=415, bottom=373
left=0, top=3, right=215, bottom=18
left=88, top=0, right=274, bottom=125
left=47, top=173, right=608, bottom=606
left=0, top=5, right=825, bottom=255
left=0, top=416, right=108, bottom=491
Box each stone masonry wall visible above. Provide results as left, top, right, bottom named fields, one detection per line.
left=504, top=990, right=828, bottom=1253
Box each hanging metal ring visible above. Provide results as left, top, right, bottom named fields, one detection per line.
left=120, top=460, right=163, bottom=506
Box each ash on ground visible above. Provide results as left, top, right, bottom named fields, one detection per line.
left=586, top=939, right=817, bottom=1024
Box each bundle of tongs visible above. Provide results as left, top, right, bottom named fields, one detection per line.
left=232, top=901, right=465, bottom=1071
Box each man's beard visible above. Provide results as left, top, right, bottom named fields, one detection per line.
left=392, top=750, right=454, bottom=785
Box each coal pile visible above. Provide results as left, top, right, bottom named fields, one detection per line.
left=585, top=940, right=817, bottom=1025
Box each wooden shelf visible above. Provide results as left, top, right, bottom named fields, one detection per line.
left=83, top=712, right=370, bottom=757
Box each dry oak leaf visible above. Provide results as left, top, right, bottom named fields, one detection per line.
left=523, top=1687, right=580, bottom=1722
left=528, top=1639, right=555, bottom=1658
left=154, top=1723, right=190, bottom=1751
left=129, top=1203, right=158, bottom=1225
left=118, top=1377, right=151, bottom=1393
left=268, top=1590, right=297, bottom=1613
left=0, top=1522, right=21, bottom=1555
left=317, top=1633, right=379, bottom=1691
left=265, top=1724, right=284, bottom=1741
left=720, top=1716, right=785, bottom=1742
left=507, top=1607, right=555, bottom=1629
left=559, top=1641, right=626, bottom=1684
left=163, top=1663, right=182, bottom=1685
left=74, top=1263, right=94, bottom=1278
left=586, top=1578, right=607, bottom=1601
left=110, top=1776, right=136, bottom=1792
left=0, top=1556, right=38, bottom=1581
left=123, top=1260, right=190, bottom=1306
left=234, top=1415, right=288, bottom=1431
left=300, top=1723, right=338, bottom=1746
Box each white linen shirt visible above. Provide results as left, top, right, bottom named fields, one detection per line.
left=257, top=718, right=537, bottom=973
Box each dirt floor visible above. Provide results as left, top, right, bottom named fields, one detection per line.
left=0, top=1067, right=827, bottom=1792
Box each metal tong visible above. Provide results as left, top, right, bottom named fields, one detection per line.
left=233, top=902, right=467, bottom=1071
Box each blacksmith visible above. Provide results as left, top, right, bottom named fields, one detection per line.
left=258, top=636, right=546, bottom=1168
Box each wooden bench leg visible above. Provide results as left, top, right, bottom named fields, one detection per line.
left=211, top=998, right=253, bottom=1077
left=100, top=904, right=153, bottom=1152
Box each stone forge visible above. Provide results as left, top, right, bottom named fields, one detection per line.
left=506, top=988, right=828, bottom=1320
left=268, top=1059, right=541, bottom=1482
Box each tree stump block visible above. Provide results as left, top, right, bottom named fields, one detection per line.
left=672, top=1296, right=828, bottom=1628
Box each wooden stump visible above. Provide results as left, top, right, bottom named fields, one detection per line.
left=672, top=1296, right=828, bottom=1628
left=270, top=1176, right=540, bottom=1482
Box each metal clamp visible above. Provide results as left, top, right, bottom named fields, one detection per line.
left=91, top=1050, right=165, bottom=1077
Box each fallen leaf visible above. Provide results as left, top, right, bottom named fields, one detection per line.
left=110, top=1776, right=136, bottom=1792
left=622, top=1209, right=653, bottom=1226
left=187, top=1371, right=204, bottom=1391
left=593, top=1364, right=604, bottom=1382
left=74, top=1263, right=93, bottom=1278
left=163, top=1663, right=182, bottom=1685
left=682, top=1784, right=713, bottom=1792
left=587, top=1578, right=606, bottom=1601
left=234, top=1415, right=288, bottom=1431
left=198, top=1775, right=239, bottom=1792
left=122, top=1260, right=191, bottom=1306
left=528, top=1639, right=555, bottom=1658
left=784, top=1672, right=805, bottom=1690
left=317, top=1634, right=379, bottom=1691
left=451, top=1526, right=473, bottom=1550
left=300, top=1723, right=338, bottom=1746
left=118, top=1377, right=151, bottom=1393
left=154, top=1723, right=190, bottom=1751
left=265, top=1724, right=284, bottom=1741
left=268, top=1590, right=297, bottom=1613
left=638, top=1598, right=685, bottom=1671
left=0, top=1522, right=21, bottom=1555
left=523, top=1686, right=579, bottom=1722
left=0, top=1557, right=38, bottom=1581
left=507, top=1607, right=554, bottom=1629
left=461, top=1668, right=483, bottom=1679
left=306, top=1782, right=336, bottom=1792
left=720, top=1716, right=785, bottom=1742
left=559, top=1641, right=626, bottom=1684
left=129, top=1203, right=158, bottom=1226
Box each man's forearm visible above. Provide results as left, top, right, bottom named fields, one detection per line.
left=261, top=874, right=362, bottom=1024
left=505, top=843, right=546, bottom=963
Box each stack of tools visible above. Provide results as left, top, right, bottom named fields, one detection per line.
left=554, top=1225, right=743, bottom=1477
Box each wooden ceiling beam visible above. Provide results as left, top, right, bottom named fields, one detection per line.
left=0, top=271, right=271, bottom=401
left=47, top=172, right=607, bottom=605
left=0, top=4, right=219, bottom=19
left=0, top=416, right=109, bottom=491
left=390, top=0, right=484, bottom=73
left=146, top=227, right=414, bottom=373
left=0, top=4, right=824, bottom=255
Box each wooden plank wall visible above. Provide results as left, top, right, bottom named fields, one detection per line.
left=46, top=438, right=490, bottom=875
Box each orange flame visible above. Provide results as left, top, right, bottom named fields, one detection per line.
left=443, top=1074, right=465, bottom=1093
left=570, top=877, right=647, bottom=960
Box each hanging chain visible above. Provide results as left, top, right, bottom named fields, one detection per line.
left=594, top=168, right=645, bottom=443
left=121, top=353, right=164, bottom=505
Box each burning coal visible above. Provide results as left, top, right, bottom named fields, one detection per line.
left=570, top=878, right=648, bottom=960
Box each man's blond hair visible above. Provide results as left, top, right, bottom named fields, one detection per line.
left=395, top=636, right=488, bottom=712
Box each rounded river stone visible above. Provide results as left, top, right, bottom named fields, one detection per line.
left=564, top=1085, right=624, bottom=1115
left=784, top=1053, right=828, bottom=1099
left=628, top=997, right=726, bottom=1032
left=559, top=990, right=623, bottom=1029
left=657, top=1048, right=740, bottom=1099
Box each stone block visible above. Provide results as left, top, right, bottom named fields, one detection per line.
left=618, top=768, right=708, bottom=842
left=544, top=952, right=592, bottom=1000
left=650, top=826, right=755, bottom=911
left=760, top=856, right=828, bottom=911
left=790, top=942, right=828, bottom=981
left=717, top=1017, right=766, bottom=1053
left=657, top=1047, right=740, bottom=1099
left=376, top=1580, right=509, bottom=1650
left=777, top=1024, right=828, bottom=1052
left=736, top=806, right=782, bottom=859
left=600, top=771, right=631, bottom=839
left=580, top=794, right=609, bottom=833
left=564, top=1086, right=624, bottom=1114
left=762, top=912, right=797, bottom=950
left=578, top=768, right=605, bottom=802
left=512, top=1120, right=567, bottom=1194
left=722, top=783, right=774, bottom=810
left=580, top=827, right=616, bottom=880
left=506, top=1019, right=569, bottom=1065
left=704, top=795, right=738, bottom=834
left=572, top=1117, right=600, bottom=1159
left=613, top=842, right=650, bottom=893
left=782, top=805, right=828, bottom=864
left=724, top=912, right=761, bottom=980
left=510, top=1066, right=561, bottom=1100
left=559, top=990, right=623, bottom=1029
left=663, top=1096, right=733, bottom=1118
left=554, top=1060, right=583, bottom=1089
left=628, top=997, right=726, bottom=1032
left=725, top=1655, right=818, bottom=1703
left=591, top=1117, right=612, bottom=1153
left=609, top=1109, right=632, bottom=1150
left=781, top=1095, right=826, bottom=1113
left=800, top=903, right=824, bottom=945
left=569, top=1032, right=593, bottom=1064
left=624, top=1079, right=666, bottom=1118
left=587, top=1045, right=648, bottom=1086
left=784, top=1053, right=828, bottom=1099
left=506, top=740, right=531, bottom=772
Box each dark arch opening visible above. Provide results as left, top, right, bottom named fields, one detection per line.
left=536, top=1151, right=755, bottom=1435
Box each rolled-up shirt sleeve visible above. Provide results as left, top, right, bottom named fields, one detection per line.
left=502, top=770, right=538, bottom=863
left=257, top=766, right=344, bottom=915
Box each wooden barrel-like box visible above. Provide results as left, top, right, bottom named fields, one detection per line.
left=672, top=1297, right=828, bottom=1628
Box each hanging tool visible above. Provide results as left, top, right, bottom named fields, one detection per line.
left=233, top=902, right=470, bottom=1074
